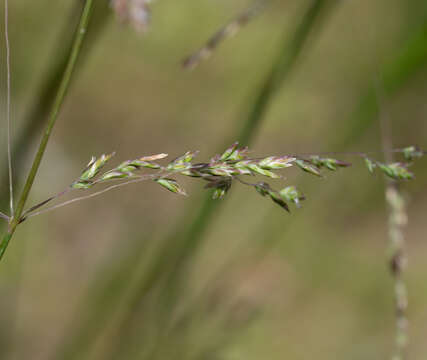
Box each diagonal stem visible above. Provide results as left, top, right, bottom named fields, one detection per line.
left=0, top=0, right=94, bottom=262
left=21, top=173, right=171, bottom=220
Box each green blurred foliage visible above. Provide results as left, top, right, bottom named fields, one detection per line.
left=0, top=1, right=426, bottom=359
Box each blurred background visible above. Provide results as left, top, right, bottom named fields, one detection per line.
left=0, top=0, right=426, bottom=359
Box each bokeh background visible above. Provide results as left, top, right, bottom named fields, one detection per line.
left=0, top=0, right=427, bottom=359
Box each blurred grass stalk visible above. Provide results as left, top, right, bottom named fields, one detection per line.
left=54, top=1, right=337, bottom=359
left=376, top=77, right=409, bottom=360
left=0, top=0, right=95, bottom=260
left=386, top=184, right=408, bottom=360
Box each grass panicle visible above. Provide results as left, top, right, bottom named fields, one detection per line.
left=17, top=144, right=424, bottom=223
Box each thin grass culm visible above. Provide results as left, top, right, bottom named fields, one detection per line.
left=4, top=0, right=13, bottom=216
left=0, top=0, right=94, bottom=262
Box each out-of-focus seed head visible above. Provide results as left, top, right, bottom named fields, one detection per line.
left=111, top=0, right=154, bottom=32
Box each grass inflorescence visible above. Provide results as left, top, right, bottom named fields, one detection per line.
left=12, top=143, right=423, bottom=224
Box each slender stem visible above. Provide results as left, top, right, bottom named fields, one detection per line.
left=289, top=148, right=406, bottom=158
left=5, top=0, right=13, bottom=216
left=247, top=148, right=414, bottom=162
left=23, top=174, right=166, bottom=220
left=234, top=176, right=258, bottom=187
left=0, top=0, right=94, bottom=262
left=20, top=188, right=72, bottom=220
